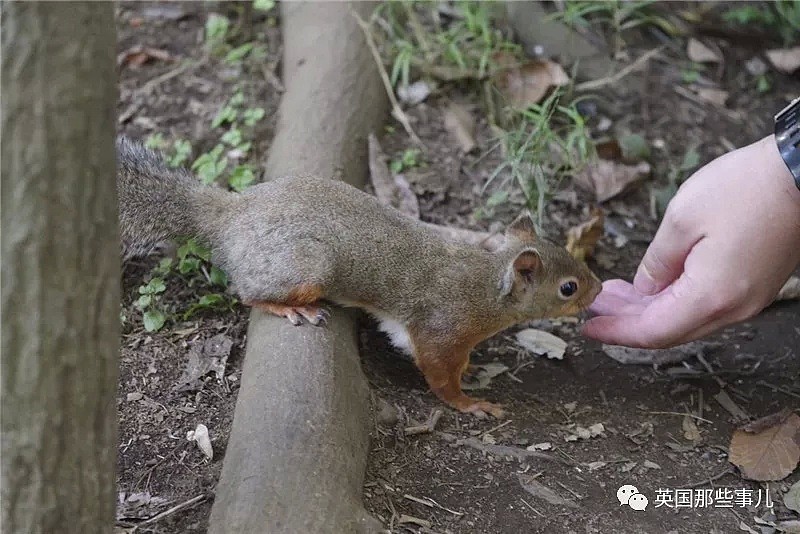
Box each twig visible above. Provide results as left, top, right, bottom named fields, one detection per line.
left=479, top=419, right=512, bottom=439
left=403, top=494, right=464, bottom=516
left=696, top=351, right=725, bottom=388
left=756, top=380, right=800, bottom=400
left=575, top=47, right=663, bottom=92
left=683, top=467, right=735, bottom=488
left=138, top=60, right=195, bottom=96
left=405, top=409, right=443, bottom=436
left=352, top=10, right=423, bottom=147
left=439, top=432, right=573, bottom=465
left=647, top=411, right=713, bottom=424
left=130, top=493, right=207, bottom=530
left=520, top=498, right=544, bottom=517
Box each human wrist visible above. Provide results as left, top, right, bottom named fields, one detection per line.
left=763, top=134, right=800, bottom=211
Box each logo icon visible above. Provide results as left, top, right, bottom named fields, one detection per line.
left=617, top=484, right=648, bottom=511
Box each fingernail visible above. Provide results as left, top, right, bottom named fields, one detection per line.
left=633, top=266, right=657, bottom=295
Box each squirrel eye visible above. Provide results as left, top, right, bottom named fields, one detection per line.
left=559, top=280, right=578, bottom=299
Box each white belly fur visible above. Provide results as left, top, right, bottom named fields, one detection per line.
left=331, top=298, right=413, bottom=354
left=376, top=316, right=412, bottom=354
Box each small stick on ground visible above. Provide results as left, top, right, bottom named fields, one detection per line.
left=520, top=498, right=544, bottom=517
left=647, top=411, right=714, bottom=424
left=353, top=10, right=423, bottom=147
left=575, top=47, right=663, bottom=92
left=405, top=409, right=443, bottom=436
left=683, top=467, right=736, bottom=488
left=439, top=432, right=573, bottom=465
left=126, top=493, right=208, bottom=531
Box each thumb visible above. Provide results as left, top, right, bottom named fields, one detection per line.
left=634, top=209, right=699, bottom=295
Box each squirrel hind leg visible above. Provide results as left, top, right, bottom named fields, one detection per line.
left=411, top=338, right=505, bottom=419
left=245, top=283, right=329, bottom=326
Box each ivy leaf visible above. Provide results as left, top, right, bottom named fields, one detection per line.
left=143, top=309, right=166, bottom=332
left=210, top=266, right=228, bottom=287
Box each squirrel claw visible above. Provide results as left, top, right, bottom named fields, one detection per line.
left=462, top=400, right=505, bottom=419
left=295, top=305, right=329, bottom=326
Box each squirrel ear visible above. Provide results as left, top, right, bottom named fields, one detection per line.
left=499, top=249, right=543, bottom=296
left=506, top=211, right=538, bottom=241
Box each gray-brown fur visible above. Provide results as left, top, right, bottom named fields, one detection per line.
left=118, top=135, right=600, bottom=346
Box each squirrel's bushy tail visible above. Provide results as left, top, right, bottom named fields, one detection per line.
left=116, top=136, right=233, bottom=257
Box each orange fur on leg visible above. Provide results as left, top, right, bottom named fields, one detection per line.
left=410, top=336, right=504, bottom=419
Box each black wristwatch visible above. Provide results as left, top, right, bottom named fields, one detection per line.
left=775, top=96, right=800, bottom=191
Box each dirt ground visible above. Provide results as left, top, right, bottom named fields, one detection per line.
left=115, top=2, right=800, bottom=533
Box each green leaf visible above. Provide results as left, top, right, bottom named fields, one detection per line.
left=212, top=105, right=238, bottom=128
left=756, top=75, right=771, bottom=93
left=154, top=257, right=174, bottom=275
left=210, top=266, right=229, bottom=287
left=136, top=294, right=152, bottom=309
left=486, top=190, right=509, bottom=207
left=230, top=92, right=245, bottom=107
left=205, top=13, right=230, bottom=48
left=619, top=133, right=650, bottom=161
left=143, top=309, right=166, bottom=332
left=139, top=277, right=166, bottom=295
left=179, top=257, right=202, bottom=274
left=145, top=133, right=166, bottom=150
left=680, top=147, right=700, bottom=171
left=199, top=293, right=226, bottom=307
left=169, top=139, right=192, bottom=168
left=221, top=128, right=243, bottom=146
left=225, top=43, right=255, bottom=63
left=243, top=107, right=265, bottom=126
left=228, top=165, right=255, bottom=192
left=253, top=0, right=275, bottom=11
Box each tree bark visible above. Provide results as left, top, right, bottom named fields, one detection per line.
left=208, top=2, right=388, bottom=533
left=1, top=3, right=119, bottom=533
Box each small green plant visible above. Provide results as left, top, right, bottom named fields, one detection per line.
left=552, top=0, right=676, bottom=53
left=486, top=91, right=594, bottom=225
left=756, top=74, right=772, bottom=93
left=380, top=1, right=521, bottom=88
left=253, top=0, right=275, bottom=11
left=136, top=277, right=167, bottom=332
left=145, top=133, right=167, bottom=150
left=205, top=13, right=231, bottom=55
left=390, top=148, right=423, bottom=173
left=192, top=144, right=227, bottom=184
left=169, top=139, right=192, bottom=168
left=724, top=1, right=800, bottom=45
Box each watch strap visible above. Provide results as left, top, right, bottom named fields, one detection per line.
left=775, top=96, right=800, bottom=191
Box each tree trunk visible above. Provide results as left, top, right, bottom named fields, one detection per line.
left=208, top=2, right=388, bottom=533
left=1, top=3, right=119, bottom=533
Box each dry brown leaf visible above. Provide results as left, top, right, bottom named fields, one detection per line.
left=118, top=46, right=173, bottom=68
left=443, top=102, right=477, bottom=153
left=682, top=415, right=702, bottom=443
left=574, top=159, right=650, bottom=202
left=766, top=47, right=800, bottom=74
left=566, top=208, right=604, bottom=261
left=729, top=412, right=800, bottom=481
left=694, top=87, right=728, bottom=107
left=776, top=276, right=800, bottom=301
left=494, top=59, right=569, bottom=108
left=687, top=38, right=721, bottom=63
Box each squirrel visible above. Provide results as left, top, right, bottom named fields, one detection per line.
left=118, top=136, right=602, bottom=418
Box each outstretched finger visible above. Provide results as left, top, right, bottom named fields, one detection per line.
left=633, top=205, right=701, bottom=296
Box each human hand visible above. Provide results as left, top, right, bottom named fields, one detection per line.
left=583, top=135, right=800, bottom=348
